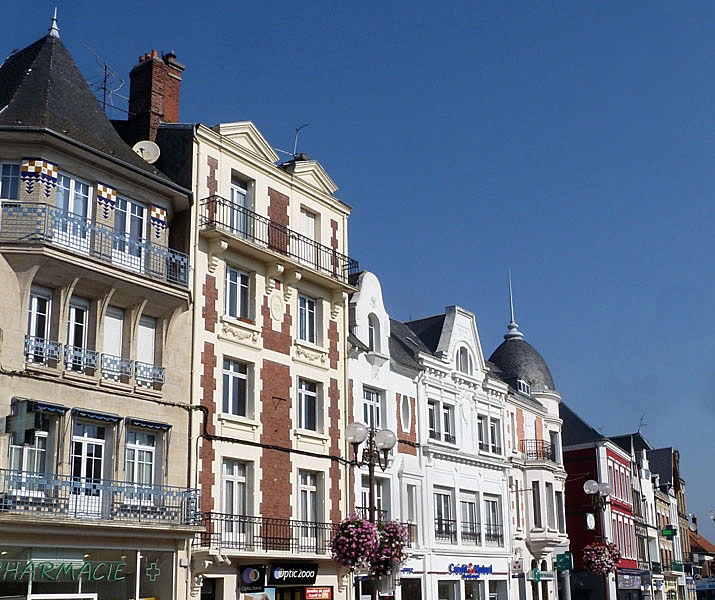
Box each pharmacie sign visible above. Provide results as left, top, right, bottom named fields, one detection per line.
left=0, top=560, right=126, bottom=583
left=448, top=563, right=493, bottom=580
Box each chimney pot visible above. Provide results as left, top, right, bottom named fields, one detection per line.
left=152, top=49, right=158, bottom=58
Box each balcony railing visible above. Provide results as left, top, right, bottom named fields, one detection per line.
left=0, top=469, right=197, bottom=526
left=199, top=195, right=359, bottom=285
left=0, top=202, right=189, bottom=287
left=651, top=562, right=662, bottom=574
left=461, top=522, right=481, bottom=545
left=24, top=337, right=165, bottom=389
left=484, top=523, right=504, bottom=545
left=355, top=506, right=388, bottom=522
left=435, top=518, right=457, bottom=543
left=520, top=439, right=556, bottom=462
left=196, top=512, right=335, bottom=554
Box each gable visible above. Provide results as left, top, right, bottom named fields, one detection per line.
left=212, top=121, right=280, bottom=164
left=436, top=306, right=486, bottom=374
left=283, top=158, right=338, bottom=195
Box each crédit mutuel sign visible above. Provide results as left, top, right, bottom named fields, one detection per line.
left=0, top=560, right=127, bottom=583
left=448, top=563, right=493, bottom=580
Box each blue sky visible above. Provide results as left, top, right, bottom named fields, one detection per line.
left=3, top=1, right=714, bottom=538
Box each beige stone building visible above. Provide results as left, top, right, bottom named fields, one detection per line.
left=0, top=18, right=198, bottom=600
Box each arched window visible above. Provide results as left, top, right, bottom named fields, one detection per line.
left=367, top=313, right=380, bottom=352
left=456, top=346, right=473, bottom=375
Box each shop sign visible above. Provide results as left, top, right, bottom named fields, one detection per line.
left=0, top=560, right=126, bottom=582
left=448, top=563, right=493, bottom=579
left=268, top=563, right=318, bottom=586
left=511, top=559, right=523, bottom=573
left=305, top=587, right=332, bottom=599
left=662, top=526, right=677, bottom=539
left=239, top=564, right=266, bottom=593
left=617, top=571, right=642, bottom=590
left=556, top=552, right=574, bottom=572
left=401, top=567, right=414, bottom=574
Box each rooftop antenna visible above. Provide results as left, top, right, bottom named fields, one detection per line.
left=504, top=269, right=524, bottom=340
left=82, top=43, right=126, bottom=114
left=48, top=7, right=60, bottom=38
left=636, top=414, right=647, bottom=433
left=292, top=123, right=309, bottom=157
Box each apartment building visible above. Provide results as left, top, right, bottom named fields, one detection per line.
left=0, top=18, right=197, bottom=600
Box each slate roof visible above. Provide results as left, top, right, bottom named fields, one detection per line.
left=647, top=447, right=674, bottom=488
left=0, top=34, right=167, bottom=178
left=389, top=318, right=427, bottom=371
left=610, top=432, right=654, bottom=455
left=404, top=314, right=445, bottom=354
left=488, top=337, right=555, bottom=391
left=560, top=402, right=606, bottom=447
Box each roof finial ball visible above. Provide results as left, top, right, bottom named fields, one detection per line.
left=49, top=7, right=60, bottom=39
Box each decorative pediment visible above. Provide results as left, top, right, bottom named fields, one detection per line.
left=213, top=121, right=280, bottom=163
left=283, top=159, right=338, bottom=195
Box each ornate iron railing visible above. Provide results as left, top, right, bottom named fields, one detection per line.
left=199, top=195, right=359, bottom=284
left=520, top=439, right=556, bottom=462
left=354, top=506, right=388, bottom=522
left=461, top=521, right=481, bottom=544
left=196, top=512, right=335, bottom=554
left=483, top=523, right=504, bottom=545
left=0, top=469, right=197, bottom=526
left=24, top=336, right=62, bottom=365
left=101, top=353, right=134, bottom=382
left=0, top=202, right=189, bottom=287
left=64, top=345, right=99, bottom=374
left=435, top=518, right=457, bottom=543
left=135, top=361, right=166, bottom=388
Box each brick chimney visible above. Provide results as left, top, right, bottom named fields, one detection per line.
left=127, top=49, right=185, bottom=143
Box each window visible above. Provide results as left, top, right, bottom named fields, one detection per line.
left=26, top=286, right=54, bottom=363
left=125, top=429, right=155, bottom=486
left=136, top=316, right=157, bottom=388
left=489, top=417, right=502, bottom=454
left=460, top=492, right=479, bottom=544
left=438, top=581, right=458, bottom=600
left=434, top=489, right=454, bottom=542
left=113, top=198, right=146, bottom=271
left=65, top=297, right=90, bottom=371
left=478, top=414, right=502, bottom=454
left=456, top=346, right=473, bottom=375
left=102, top=307, right=126, bottom=381
left=361, top=475, right=390, bottom=520
left=400, top=394, right=411, bottom=433
left=299, top=471, right=320, bottom=547
left=477, top=415, right=488, bottom=451
left=546, top=482, right=555, bottom=529
left=298, top=295, right=317, bottom=344
left=223, top=359, right=248, bottom=417
left=298, top=378, right=320, bottom=431
left=517, top=379, right=531, bottom=395
left=71, top=422, right=105, bottom=516
left=55, top=173, right=91, bottom=252
left=229, top=177, right=252, bottom=237
left=556, top=490, right=566, bottom=533
left=363, top=387, right=382, bottom=431
left=549, top=430, right=560, bottom=463
left=367, top=313, right=380, bottom=352
left=532, top=481, right=542, bottom=528
left=428, top=399, right=455, bottom=444
left=10, top=412, right=50, bottom=475
left=406, top=483, right=418, bottom=532
left=225, top=266, right=250, bottom=319
left=0, top=163, right=19, bottom=200
left=299, top=207, right=318, bottom=267
left=484, top=495, right=503, bottom=544
left=515, top=480, right=521, bottom=529
left=223, top=459, right=248, bottom=517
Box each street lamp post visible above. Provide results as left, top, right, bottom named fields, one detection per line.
left=346, top=421, right=397, bottom=599
left=583, top=480, right=612, bottom=600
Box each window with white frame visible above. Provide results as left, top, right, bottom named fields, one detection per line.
left=400, top=394, right=411, bottom=433
left=65, top=297, right=91, bottom=372
left=456, top=346, right=473, bottom=375
left=125, top=429, right=155, bottom=486
left=428, top=400, right=440, bottom=440
left=545, top=482, right=556, bottom=529
left=367, top=313, right=380, bottom=352
left=225, top=266, right=250, bottom=320
left=477, top=414, right=488, bottom=451
left=298, top=378, right=320, bottom=431
left=113, top=197, right=146, bottom=270
left=0, top=163, right=20, bottom=200
left=54, top=173, right=91, bottom=252
left=532, top=481, right=542, bottom=528
left=478, top=414, right=502, bottom=454
left=517, top=379, right=531, bottom=395
left=483, top=495, right=503, bottom=545
left=223, top=459, right=248, bottom=517
left=515, top=480, right=522, bottom=529
left=298, top=295, right=317, bottom=344
left=229, top=176, right=253, bottom=238
left=555, top=490, right=566, bottom=533
left=9, top=412, right=51, bottom=475
left=361, top=475, right=390, bottom=520
left=434, top=489, right=454, bottom=541
left=299, top=470, right=320, bottom=530
left=222, top=359, right=249, bottom=417
left=362, top=387, right=382, bottom=431
left=460, top=491, right=480, bottom=543
left=428, top=399, right=456, bottom=444
left=27, top=286, right=53, bottom=363
left=298, top=207, right=318, bottom=267
left=406, top=483, right=418, bottom=534
left=489, top=417, right=502, bottom=454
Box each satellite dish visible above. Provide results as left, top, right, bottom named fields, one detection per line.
left=132, top=140, right=160, bottom=164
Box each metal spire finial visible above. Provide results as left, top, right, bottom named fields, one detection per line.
left=49, top=7, right=60, bottom=38
left=504, top=269, right=524, bottom=340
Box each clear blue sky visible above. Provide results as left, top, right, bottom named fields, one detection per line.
left=3, top=1, right=714, bottom=539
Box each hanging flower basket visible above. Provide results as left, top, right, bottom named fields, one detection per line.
left=330, top=514, right=378, bottom=570
left=372, top=521, right=409, bottom=577
left=583, top=541, right=621, bottom=575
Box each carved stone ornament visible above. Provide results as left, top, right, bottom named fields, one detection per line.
left=295, top=344, right=327, bottom=365
left=270, top=292, right=284, bottom=322
left=220, top=321, right=259, bottom=345
left=207, top=239, right=228, bottom=274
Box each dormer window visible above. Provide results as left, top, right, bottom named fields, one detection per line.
left=367, top=313, right=380, bottom=352
left=517, top=379, right=531, bottom=395
left=456, top=346, right=473, bottom=375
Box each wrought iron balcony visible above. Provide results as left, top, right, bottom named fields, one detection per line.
left=0, top=202, right=189, bottom=287
left=101, top=353, right=134, bottom=382
left=199, top=195, right=359, bottom=285
left=354, top=506, right=388, bottom=522
left=484, top=523, right=504, bottom=545
left=435, top=518, right=457, bottom=543
left=520, top=439, right=556, bottom=462
left=64, top=345, right=99, bottom=374
left=0, top=469, right=197, bottom=526
left=196, top=512, right=335, bottom=554
left=135, top=361, right=166, bottom=388
left=25, top=336, right=62, bottom=365
left=461, top=521, right=481, bottom=545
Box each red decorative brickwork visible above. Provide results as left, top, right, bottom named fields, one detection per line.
left=535, top=416, right=543, bottom=441
left=268, top=187, right=289, bottom=253
left=207, top=156, right=218, bottom=196
left=396, top=393, right=417, bottom=456
left=328, top=318, right=339, bottom=370
left=199, top=341, right=217, bottom=512
left=516, top=408, right=525, bottom=445
left=260, top=360, right=292, bottom=520
left=328, top=377, right=342, bottom=523
left=330, top=219, right=338, bottom=250
left=202, top=274, right=218, bottom=333
left=261, top=295, right=292, bottom=354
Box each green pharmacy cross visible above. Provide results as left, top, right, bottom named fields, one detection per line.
left=145, top=561, right=160, bottom=582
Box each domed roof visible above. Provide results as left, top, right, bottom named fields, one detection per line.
left=489, top=336, right=555, bottom=392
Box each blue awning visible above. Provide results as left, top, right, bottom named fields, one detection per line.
left=72, top=408, right=121, bottom=423
left=28, top=400, right=69, bottom=414
left=126, top=417, right=172, bottom=431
